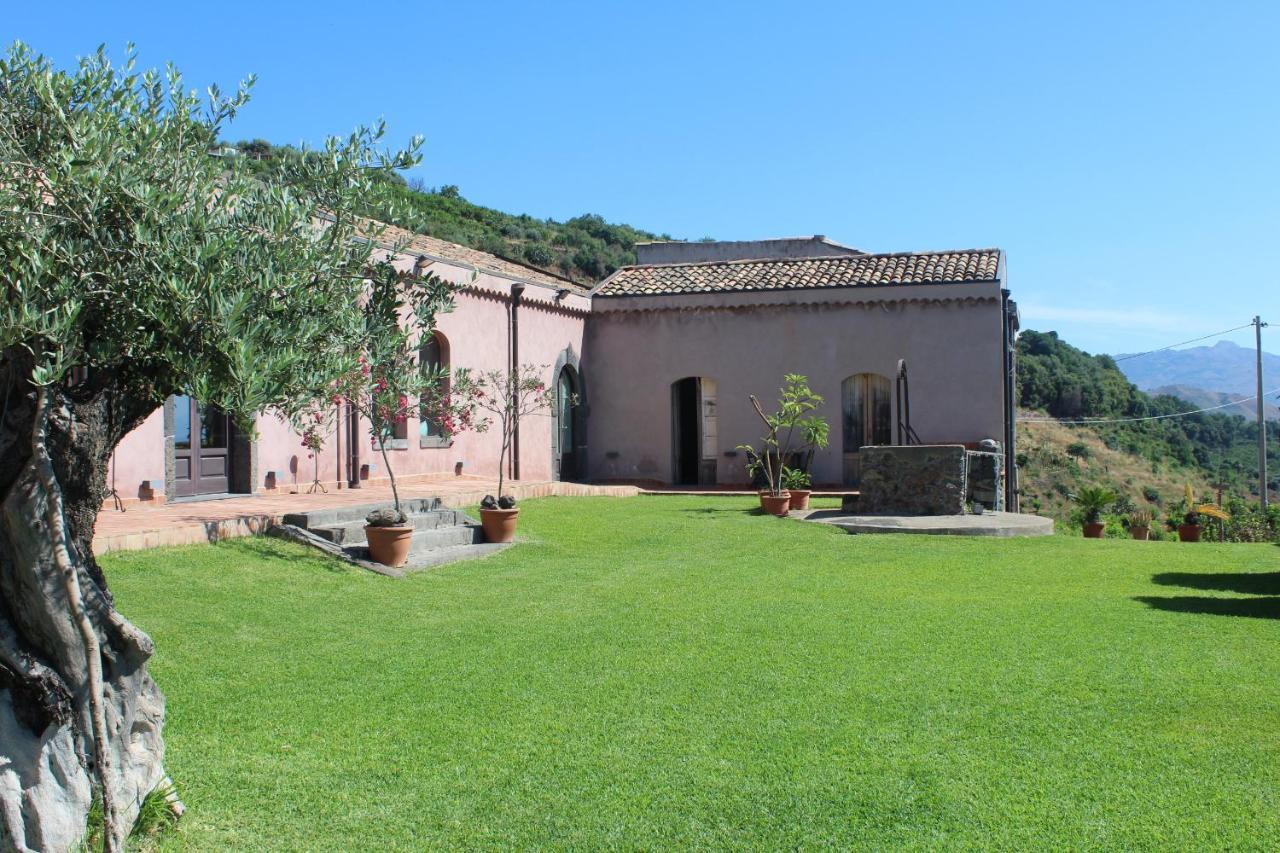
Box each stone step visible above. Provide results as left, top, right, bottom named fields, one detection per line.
left=280, top=498, right=444, bottom=530
left=308, top=510, right=466, bottom=546
left=343, top=523, right=484, bottom=561
left=272, top=498, right=503, bottom=575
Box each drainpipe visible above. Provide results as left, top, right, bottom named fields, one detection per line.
left=510, top=282, right=526, bottom=482
left=347, top=400, right=361, bottom=489
left=335, top=401, right=343, bottom=488
left=1000, top=289, right=1018, bottom=511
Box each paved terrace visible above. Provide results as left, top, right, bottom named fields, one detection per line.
left=92, top=475, right=638, bottom=555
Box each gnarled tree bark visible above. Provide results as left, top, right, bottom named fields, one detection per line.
left=0, top=356, right=166, bottom=852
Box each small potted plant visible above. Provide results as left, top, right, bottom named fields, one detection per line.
left=467, top=363, right=554, bottom=542
left=739, top=374, right=825, bottom=517
left=1127, top=509, right=1153, bottom=541
left=1071, top=486, right=1117, bottom=538
left=783, top=468, right=813, bottom=511
left=1178, top=506, right=1203, bottom=542
left=1177, top=484, right=1231, bottom=542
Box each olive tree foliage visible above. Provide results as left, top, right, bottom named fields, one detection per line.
left=0, top=42, right=421, bottom=850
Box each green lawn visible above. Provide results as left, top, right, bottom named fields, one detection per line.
left=103, top=496, right=1280, bottom=850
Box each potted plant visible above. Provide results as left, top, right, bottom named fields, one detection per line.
left=324, top=260, right=481, bottom=566
left=1127, top=509, right=1153, bottom=541
left=787, top=408, right=829, bottom=511
left=467, top=363, right=555, bottom=543
left=739, top=374, right=826, bottom=517
left=783, top=468, right=813, bottom=511
left=1177, top=484, right=1231, bottom=542
left=1178, top=507, right=1202, bottom=542
left=1071, top=486, right=1117, bottom=538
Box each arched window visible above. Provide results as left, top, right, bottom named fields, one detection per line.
left=419, top=331, right=451, bottom=447
left=841, top=373, right=892, bottom=485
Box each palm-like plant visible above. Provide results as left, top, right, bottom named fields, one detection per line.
left=1072, top=486, right=1118, bottom=525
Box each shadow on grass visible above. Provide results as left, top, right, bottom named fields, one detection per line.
left=1152, top=572, right=1280, bottom=595
left=229, top=535, right=353, bottom=573
left=1134, top=596, right=1280, bottom=620
left=679, top=507, right=770, bottom=516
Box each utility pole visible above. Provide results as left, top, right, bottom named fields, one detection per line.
left=1256, top=316, right=1269, bottom=512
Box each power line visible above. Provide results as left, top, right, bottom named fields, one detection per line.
left=1112, top=322, right=1257, bottom=363
left=1018, top=388, right=1280, bottom=425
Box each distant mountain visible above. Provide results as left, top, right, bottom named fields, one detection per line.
left=1116, top=339, right=1280, bottom=398
left=1150, top=384, right=1280, bottom=422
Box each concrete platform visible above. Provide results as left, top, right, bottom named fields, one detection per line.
left=799, top=509, right=1054, bottom=537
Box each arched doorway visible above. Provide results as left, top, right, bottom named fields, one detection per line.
left=671, top=377, right=717, bottom=485
left=553, top=365, right=583, bottom=481
left=842, top=373, right=891, bottom=485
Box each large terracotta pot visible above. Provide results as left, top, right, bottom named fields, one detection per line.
left=759, top=491, right=791, bottom=517
left=1082, top=521, right=1106, bottom=539
left=788, top=489, right=812, bottom=511
left=1130, top=525, right=1150, bottom=541
left=480, top=507, right=520, bottom=543
left=1178, top=523, right=1202, bottom=543
left=364, top=524, right=414, bottom=567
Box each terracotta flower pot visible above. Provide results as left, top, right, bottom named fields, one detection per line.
left=364, top=524, right=414, bottom=567
left=480, top=507, right=520, bottom=543
left=788, top=489, right=812, bottom=511
left=1178, top=523, right=1202, bottom=543
left=758, top=491, right=791, bottom=517
left=1082, top=521, right=1106, bottom=539
left=1130, top=525, right=1150, bottom=541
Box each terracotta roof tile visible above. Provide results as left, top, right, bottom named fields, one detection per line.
left=368, top=221, right=587, bottom=292
left=592, top=249, right=1002, bottom=297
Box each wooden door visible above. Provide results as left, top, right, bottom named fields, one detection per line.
left=841, top=374, right=892, bottom=486
left=173, top=396, right=231, bottom=497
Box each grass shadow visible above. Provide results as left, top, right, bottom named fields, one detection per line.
left=679, top=507, right=769, bottom=516
left=1134, top=596, right=1280, bottom=620
left=1152, top=572, right=1280, bottom=595
left=230, top=534, right=355, bottom=574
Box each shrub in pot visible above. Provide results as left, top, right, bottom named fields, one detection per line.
left=738, top=374, right=826, bottom=517
left=1177, top=509, right=1203, bottom=543
left=1071, top=486, right=1117, bottom=538
left=478, top=494, right=520, bottom=543
left=1174, top=484, right=1232, bottom=543
left=1127, top=509, right=1153, bottom=541
left=364, top=507, right=413, bottom=567
left=468, top=364, right=555, bottom=542
left=319, top=260, right=483, bottom=566
left=783, top=468, right=813, bottom=511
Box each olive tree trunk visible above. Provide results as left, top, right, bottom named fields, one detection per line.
left=0, top=365, right=166, bottom=851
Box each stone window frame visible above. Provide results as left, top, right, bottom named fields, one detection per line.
left=419, top=330, right=453, bottom=449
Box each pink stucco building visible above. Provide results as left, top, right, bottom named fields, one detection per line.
left=107, top=231, right=1019, bottom=506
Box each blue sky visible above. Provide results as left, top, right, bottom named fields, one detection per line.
left=7, top=1, right=1278, bottom=356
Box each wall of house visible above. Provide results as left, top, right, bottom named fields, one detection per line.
left=108, top=409, right=166, bottom=501
left=105, top=248, right=589, bottom=505
left=583, top=281, right=1007, bottom=486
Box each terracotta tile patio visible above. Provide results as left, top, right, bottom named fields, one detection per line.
left=92, top=474, right=638, bottom=555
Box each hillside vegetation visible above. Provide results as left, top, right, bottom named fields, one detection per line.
left=1017, top=330, right=1279, bottom=536
left=230, top=139, right=677, bottom=284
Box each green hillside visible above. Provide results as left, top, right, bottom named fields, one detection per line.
left=1017, top=330, right=1278, bottom=538
left=230, top=139, right=678, bottom=284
